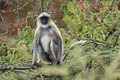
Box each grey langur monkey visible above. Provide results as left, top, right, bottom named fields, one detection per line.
left=32, top=12, right=63, bottom=65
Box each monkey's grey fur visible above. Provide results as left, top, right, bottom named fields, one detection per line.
left=32, top=12, right=63, bottom=65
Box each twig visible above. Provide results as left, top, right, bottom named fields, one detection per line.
left=62, top=39, right=112, bottom=61
left=14, top=70, right=30, bottom=76
left=0, top=66, right=36, bottom=71
left=62, top=40, right=87, bottom=61
left=40, top=0, right=45, bottom=12
left=0, top=65, right=68, bottom=79
left=89, top=40, right=108, bottom=47
left=30, top=74, right=44, bottom=80
left=41, top=0, right=44, bottom=12
left=102, top=0, right=115, bottom=20
left=0, top=13, right=8, bottom=34
left=112, top=32, right=120, bottom=48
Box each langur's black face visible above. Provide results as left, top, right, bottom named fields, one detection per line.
left=40, top=16, right=49, bottom=25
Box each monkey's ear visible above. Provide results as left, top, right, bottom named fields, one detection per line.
left=38, top=11, right=43, bottom=15
left=38, top=13, right=40, bottom=15
left=48, top=12, right=53, bottom=18
left=50, top=14, right=53, bottom=18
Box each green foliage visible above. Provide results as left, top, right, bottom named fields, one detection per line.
left=61, top=0, right=120, bottom=80
left=27, top=11, right=37, bottom=19
left=1, top=0, right=120, bottom=80
left=18, top=28, right=35, bottom=53
left=63, top=0, right=120, bottom=43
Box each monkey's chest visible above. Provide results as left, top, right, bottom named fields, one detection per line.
left=41, top=34, right=54, bottom=53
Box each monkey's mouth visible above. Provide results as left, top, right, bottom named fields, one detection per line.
left=40, top=16, right=49, bottom=25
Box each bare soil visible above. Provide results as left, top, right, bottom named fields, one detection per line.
left=0, top=0, right=64, bottom=37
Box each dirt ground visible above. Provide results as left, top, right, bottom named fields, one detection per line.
left=0, top=0, right=64, bottom=37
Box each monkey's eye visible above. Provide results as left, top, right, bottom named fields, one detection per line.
left=40, top=16, right=49, bottom=25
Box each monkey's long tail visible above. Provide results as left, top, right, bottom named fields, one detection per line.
left=62, top=40, right=87, bottom=62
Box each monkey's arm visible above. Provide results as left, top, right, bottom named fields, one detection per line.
left=32, top=40, right=38, bottom=65
left=56, top=35, right=62, bottom=64
left=52, top=25, right=63, bottom=64
left=32, top=28, right=43, bottom=65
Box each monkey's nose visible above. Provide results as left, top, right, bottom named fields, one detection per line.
left=40, top=16, right=49, bottom=25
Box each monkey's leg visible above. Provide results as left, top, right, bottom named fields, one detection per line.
left=50, top=40, right=57, bottom=59
left=49, top=40, right=58, bottom=64
left=37, top=45, right=43, bottom=63
left=56, top=36, right=62, bottom=64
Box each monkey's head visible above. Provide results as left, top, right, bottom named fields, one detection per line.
left=37, top=12, right=52, bottom=26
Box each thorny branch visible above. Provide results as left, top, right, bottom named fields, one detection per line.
left=62, top=34, right=120, bottom=61
left=0, top=34, right=119, bottom=71
left=0, top=30, right=120, bottom=79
